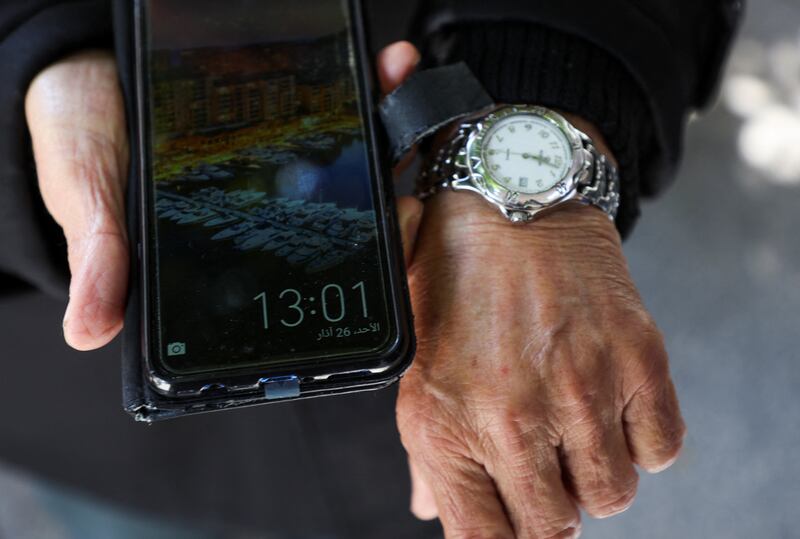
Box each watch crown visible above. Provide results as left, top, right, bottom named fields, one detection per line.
left=509, top=211, right=529, bottom=223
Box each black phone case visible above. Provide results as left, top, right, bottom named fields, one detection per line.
left=113, top=0, right=414, bottom=422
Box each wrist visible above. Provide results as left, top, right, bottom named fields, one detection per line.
left=417, top=21, right=651, bottom=238
left=421, top=190, right=622, bottom=255
left=421, top=110, right=621, bottom=248
left=413, top=190, right=632, bottom=315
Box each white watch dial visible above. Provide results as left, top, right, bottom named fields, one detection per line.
left=481, top=114, right=573, bottom=195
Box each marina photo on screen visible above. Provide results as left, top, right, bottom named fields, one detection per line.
left=145, top=0, right=392, bottom=374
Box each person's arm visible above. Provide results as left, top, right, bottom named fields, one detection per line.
left=397, top=1, right=742, bottom=536
left=411, top=0, right=743, bottom=213
left=0, top=0, right=112, bottom=298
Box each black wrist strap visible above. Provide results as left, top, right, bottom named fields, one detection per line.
left=379, top=62, right=495, bottom=164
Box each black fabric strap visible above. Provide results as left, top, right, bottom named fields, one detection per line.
left=379, top=62, right=494, bottom=163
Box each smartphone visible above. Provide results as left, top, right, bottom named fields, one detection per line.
left=114, top=0, right=414, bottom=421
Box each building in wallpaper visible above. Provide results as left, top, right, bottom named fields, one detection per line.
left=151, top=32, right=357, bottom=139
left=296, top=78, right=353, bottom=115
left=152, top=73, right=297, bottom=136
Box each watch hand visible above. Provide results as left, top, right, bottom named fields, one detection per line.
left=491, top=149, right=559, bottom=168
left=503, top=151, right=559, bottom=168
left=532, top=152, right=559, bottom=169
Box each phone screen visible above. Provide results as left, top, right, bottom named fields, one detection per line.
left=141, top=0, right=395, bottom=375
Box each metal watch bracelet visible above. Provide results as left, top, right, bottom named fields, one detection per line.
left=418, top=121, right=621, bottom=221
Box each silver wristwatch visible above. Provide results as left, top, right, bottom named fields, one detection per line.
left=419, top=105, right=620, bottom=223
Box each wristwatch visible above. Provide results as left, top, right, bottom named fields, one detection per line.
left=418, top=105, right=621, bottom=223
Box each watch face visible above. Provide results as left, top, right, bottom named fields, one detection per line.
left=481, top=113, right=573, bottom=195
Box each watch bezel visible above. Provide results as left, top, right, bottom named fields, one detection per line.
left=465, top=106, right=591, bottom=211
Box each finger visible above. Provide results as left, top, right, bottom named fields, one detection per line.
left=419, top=455, right=515, bottom=538
left=489, top=427, right=581, bottom=538
left=560, top=419, right=639, bottom=519
left=378, top=41, right=421, bottom=174
left=408, top=458, right=439, bottom=521
left=395, top=196, right=423, bottom=266
left=377, top=40, right=420, bottom=95
left=392, top=144, right=420, bottom=178
left=25, top=51, right=129, bottom=351
left=392, top=146, right=419, bottom=178
left=622, top=340, right=686, bottom=473
left=624, top=374, right=686, bottom=473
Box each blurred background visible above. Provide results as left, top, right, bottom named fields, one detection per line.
left=2, top=1, right=799, bottom=538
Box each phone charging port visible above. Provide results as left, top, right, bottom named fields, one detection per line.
left=260, top=376, right=301, bottom=400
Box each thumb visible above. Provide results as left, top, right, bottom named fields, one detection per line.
left=26, top=50, right=130, bottom=351
left=377, top=41, right=421, bottom=175
left=395, top=196, right=423, bottom=267
left=377, top=44, right=424, bottom=266
left=408, top=458, right=439, bottom=521
left=377, top=40, right=420, bottom=96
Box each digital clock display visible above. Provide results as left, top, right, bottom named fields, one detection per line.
left=252, top=282, right=380, bottom=338
left=144, top=0, right=394, bottom=374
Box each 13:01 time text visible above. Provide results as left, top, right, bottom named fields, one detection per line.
left=253, top=281, right=370, bottom=329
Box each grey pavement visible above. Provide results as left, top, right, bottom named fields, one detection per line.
left=581, top=4, right=800, bottom=538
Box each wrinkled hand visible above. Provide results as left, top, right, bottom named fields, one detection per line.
left=399, top=184, right=686, bottom=535
left=26, top=50, right=129, bottom=351
left=25, top=43, right=422, bottom=351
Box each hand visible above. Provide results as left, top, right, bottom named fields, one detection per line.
left=25, top=43, right=422, bottom=351
left=398, top=133, right=686, bottom=536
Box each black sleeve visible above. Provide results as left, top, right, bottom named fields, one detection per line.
left=0, top=1, right=742, bottom=298
left=410, top=0, right=743, bottom=237
left=0, top=0, right=112, bottom=298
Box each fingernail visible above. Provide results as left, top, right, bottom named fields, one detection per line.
left=62, top=305, right=76, bottom=348
left=63, top=303, right=71, bottom=331
left=648, top=451, right=682, bottom=474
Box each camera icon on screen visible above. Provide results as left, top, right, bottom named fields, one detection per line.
left=167, top=342, right=187, bottom=357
